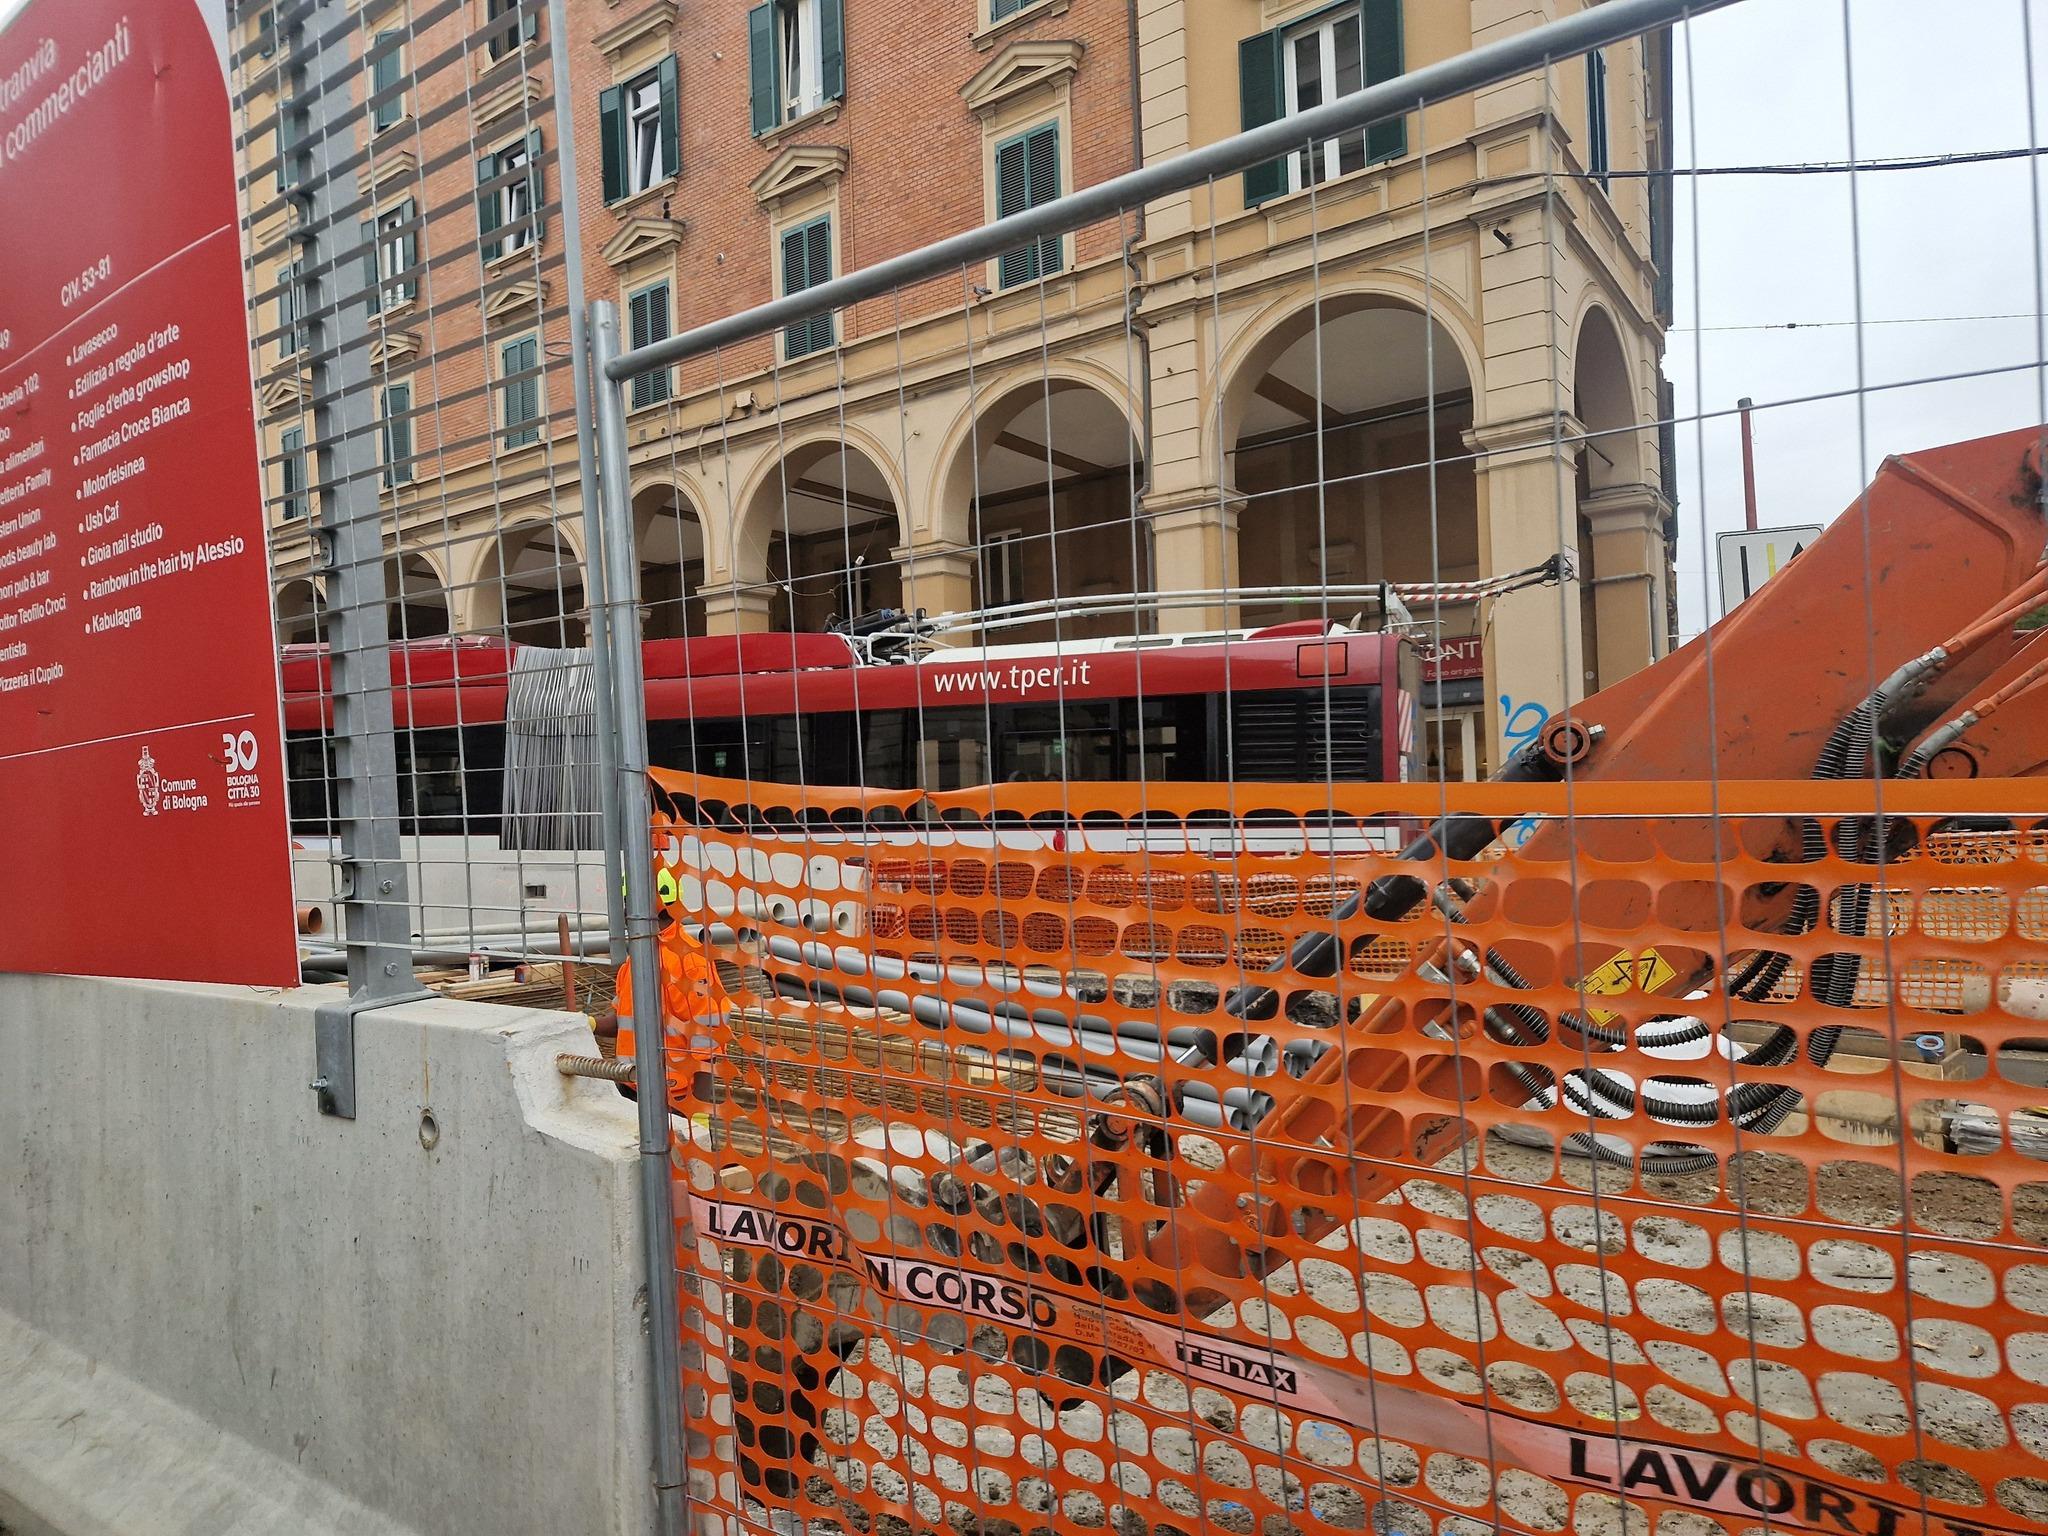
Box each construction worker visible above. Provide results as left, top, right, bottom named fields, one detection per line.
left=602, top=860, right=731, bottom=1110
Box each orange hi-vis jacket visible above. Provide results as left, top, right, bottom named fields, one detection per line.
left=615, top=933, right=730, bottom=1101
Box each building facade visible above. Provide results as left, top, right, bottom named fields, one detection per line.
left=239, top=0, right=1676, bottom=778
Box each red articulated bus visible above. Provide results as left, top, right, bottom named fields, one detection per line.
left=279, top=618, right=1422, bottom=841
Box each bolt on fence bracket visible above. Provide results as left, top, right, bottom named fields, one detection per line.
left=311, top=988, right=432, bottom=1120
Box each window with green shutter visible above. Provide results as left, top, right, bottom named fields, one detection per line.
left=279, top=426, right=307, bottom=518
left=1586, top=49, right=1610, bottom=187
left=275, top=100, right=300, bottom=194
left=601, top=56, right=679, bottom=203
left=1239, top=0, right=1403, bottom=207
left=990, top=0, right=1033, bottom=20
left=371, top=30, right=405, bottom=132
left=277, top=261, right=304, bottom=355
left=780, top=216, right=834, bottom=358
left=364, top=199, right=418, bottom=315
left=476, top=131, right=544, bottom=262
left=500, top=336, right=541, bottom=447
left=994, top=122, right=1062, bottom=289
left=628, top=283, right=673, bottom=407
left=748, top=0, right=843, bottom=137
left=381, top=382, right=413, bottom=487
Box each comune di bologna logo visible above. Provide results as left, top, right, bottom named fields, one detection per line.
left=136, top=744, right=161, bottom=815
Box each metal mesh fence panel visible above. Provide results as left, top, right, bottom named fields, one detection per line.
left=582, top=1, right=2048, bottom=1533
left=230, top=0, right=615, bottom=988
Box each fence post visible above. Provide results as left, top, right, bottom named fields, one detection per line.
left=590, top=300, right=690, bottom=1534
left=291, top=0, right=427, bottom=1118
left=545, top=0, right=627, bottom=961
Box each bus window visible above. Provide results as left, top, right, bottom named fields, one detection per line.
left=998, top=701, right=1116, bottom=783
left=461, top=724, right=507, bottom=832
left=396, top=728, right=468, bottom=834
left=285, top=731, right=336, bottom=837
left=1125, top=696, right=1208, bottom=781
left=859, top=710, right=912, bottom=789
left=918, top=707, right=990, bottom=789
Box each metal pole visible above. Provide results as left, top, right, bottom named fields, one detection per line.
left=607, top=0, right=1740, bottom=380
left=1738, top=394, right=1759, bottom=530
left=546, top=0, right=626, bottom=962
left=591, top=301, right=689, bottom=1536
left=294, top=0, right=429, bottom=1117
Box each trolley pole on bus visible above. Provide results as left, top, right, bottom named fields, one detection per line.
left=589, top=300, right=689, bottom=1536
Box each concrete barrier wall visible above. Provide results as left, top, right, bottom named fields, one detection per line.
left=0, top=976, right=655, bottom=1536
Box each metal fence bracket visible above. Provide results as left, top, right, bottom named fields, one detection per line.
left=312, top=988, right=433, bottom=1120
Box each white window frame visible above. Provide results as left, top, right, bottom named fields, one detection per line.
left=626, top=71, right=666, bottom=196
left=377, top=205, right=411, bottom=310
left=498, top=138, right=533, bottom=254
left=985, top=529, right=1023, bottom=609
left=776, top=0, right=823, bottom=125
left=1280, top=4, right=1366, bottom=193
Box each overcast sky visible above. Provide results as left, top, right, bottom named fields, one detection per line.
left=1669, top=0, right=2048, bottom=639
left=5, top=0, right=2041, bottom=646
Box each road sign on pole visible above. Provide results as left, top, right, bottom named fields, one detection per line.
left=0, top=0, right=298, bottom=984
left=1717, top=524, right=1823, bottom=615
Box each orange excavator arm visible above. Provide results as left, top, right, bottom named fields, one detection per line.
left=1150, top=423, right=2048, bottom=1271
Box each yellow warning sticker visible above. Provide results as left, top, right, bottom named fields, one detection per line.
left=1579, top=948, right=1680, bottom=1027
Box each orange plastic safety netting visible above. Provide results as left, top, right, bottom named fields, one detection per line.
left=649, top=770, right=2048, bottom=1536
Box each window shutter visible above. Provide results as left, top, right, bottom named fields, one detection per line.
left=632, top=286, right=672, bottom=406
left=657, top=56, right=680, bottom=179
left=992, top=0, right=1027, bottom=18
left=383, top=383, right=412, bottom=487
left=819, top=0, right=845, bottom=105
left=781, top=226, right=806, bottom=353
left=1027, top=123, right=1060, bottom=277
left=747, top=3, right=777, bottom=137
left=1362, top=0, right=1405, bottom=163
left=599, top=82, right=625, bottom=202
left=362, top=218, right=380, bottom=315
left=521, top=0, right=539, bottom=45
left=995, top=135, right=1029, bottom=288
left=281, top=427, right=304, bottom=516
left=805, top=219, right=832, bottom=288
left=1586, top=50, right=1609, bottom=184
left=476, top=150, right=501, bottom=263
left=399, top=198, right=418, bottom=302
left=806, top=219, right=834, bottom=352
left=996, top=127, right=1059, bottom=287
left=371, top=32, right=401, bottom=130
left=783, top=221, right=832, bottom=356
left=1238, top=30, right=1286, bottom=206
left=526, top=128, right=547, bottom=242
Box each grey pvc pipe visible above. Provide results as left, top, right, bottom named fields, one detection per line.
left=607, top=0, right=1735, bottom=380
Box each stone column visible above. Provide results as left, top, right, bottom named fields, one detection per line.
left=1467, top=413, right=1586, bottom=761
left=891, top=542, right=977, bottom=624
left=699, top=584, right=774, bottom=635
left=1580, top=483, right=1672, bottom=687
left=1144, top=487, right=1241, bottom=632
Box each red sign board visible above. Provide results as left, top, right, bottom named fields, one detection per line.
left=1420, top=635, right=1485, bottom=682
left=0, top=0, right=297, bottom=983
